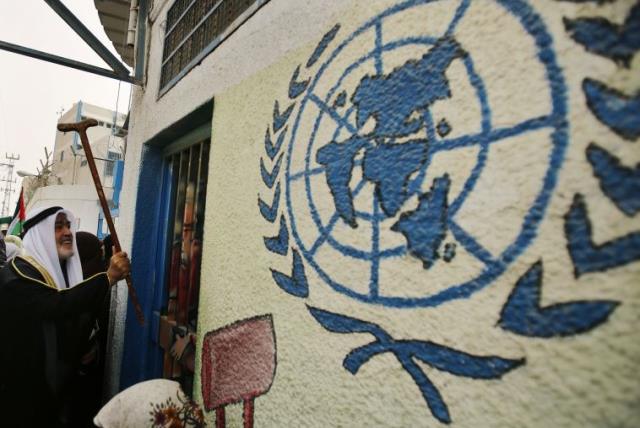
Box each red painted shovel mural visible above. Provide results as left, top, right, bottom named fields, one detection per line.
left=201, top=315, right=276, bottom=428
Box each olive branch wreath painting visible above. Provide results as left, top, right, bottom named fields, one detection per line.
left=257, top=0, right=639, bottom=423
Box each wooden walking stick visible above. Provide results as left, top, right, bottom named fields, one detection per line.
left=57, top=118, right=145, bottom=325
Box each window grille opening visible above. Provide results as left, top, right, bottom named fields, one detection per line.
left=104, top=151, right=122, bottom=177
left=160, top=139, right=210, bottom=395
left=160, top=0, right=268, bottom=94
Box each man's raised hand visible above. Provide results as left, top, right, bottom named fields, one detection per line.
left=107, top=251, right=131, bottom=285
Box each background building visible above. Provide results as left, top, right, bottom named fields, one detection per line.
left=24, top=101, right=126, bottom=236
left=51, top=100, right=126, bottom=189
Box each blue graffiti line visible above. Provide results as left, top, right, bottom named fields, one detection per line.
left=583, top=78, right=640, bottom=141
left=374, top=20, right=384, bottom=75
left=290, top=166, right=324, bottom=182
left=289, top=106, right=357, bottom=183
left=260, top=153, right=283, bottom=189
left=264, top=215, right=290, bottom=256
left=271, top=249, right=309, bottom=298
left=370, top=193, right=381, bottom=298
left=289, top=65, right=310, bottom=99
left=308, top=306, right=524, bottom=424
left=309, top=178, right=368, bottom=256
left=406, top=107, right=437, bottom=196
left=273, top=101, right=294, bottom=133
left=433, top=115, right=555, bottom=154
left=264, top=126, right=287, bottom=161
left=499, top=261, right=619, bottom=337
left=587, top=143, right=640, bottom=216
left=307, top=24, right=341, bottom=68
left=565, top=193, right=640, bottom=277
left=258, top=182, right=281, bottom=223
left=290, top=157, right=366, bottom=183
left=445, top=0, right=471, bottom=37
left=308, top=93, right=358, bottom=135
left=563, top=1, right=640, bottom=68
left=448, top=219, right=496, bottom=267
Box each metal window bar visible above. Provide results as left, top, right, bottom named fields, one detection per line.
left=159, top=0, right=268, bottom=92
left=162, top=139, right=209, bottom=392
left=162, top=0, right=223, bottom=68
left=165, top=0, right=197, bottom=37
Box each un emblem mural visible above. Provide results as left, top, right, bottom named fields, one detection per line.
left=258, top=0, right=639, bottom=423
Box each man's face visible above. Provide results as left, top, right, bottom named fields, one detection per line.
left=55, top=212, right=74, bottom=260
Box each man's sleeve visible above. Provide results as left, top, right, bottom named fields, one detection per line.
left=0, top=235, right=6, bottom=269
left=8, top=273, right=110, bottom=320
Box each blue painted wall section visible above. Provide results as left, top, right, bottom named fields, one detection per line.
left=289, top=65, right=310, bottom=99
left=498, top=261, right=618, bottom=337
left=392, top=175, right=451, bottom=269
left=282, top=0, right=569, bottom=309
left=121, top=144, right=165, bottom=388
left=263, top=215, right=289, bottom=256
left=264, top=127, right=287, bottom=161
left=564, top=193, right=640, bottom=277
left=260, top=153, right=283, bottom=189
left=586, top=143, right=640, bottom=216
left=316, top=136, right=368, bottom=227
left=354, top=37, right=464, bottom=137
left=259, top=58, right=310, bottom=300
left=563, top=1, right=640, bottom=68
left=255, top=0, right=636, bottom=424
left=583, top=78, right=640, bottom=141
left=258, top=182, right=280, bottom=223
left=306, top=24, right=341, bottom=68
left=562, top=0, right=640, bottom=281
left=270, top=250, right=309, bottom=298
left=272, top=101, right=293, bottom=133
left=308, top=305, right=523, bottom=424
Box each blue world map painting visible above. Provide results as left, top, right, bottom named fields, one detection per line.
left=284, top=0, right=568, bottom=308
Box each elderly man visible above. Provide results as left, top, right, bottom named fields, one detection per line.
left=0, top=206, right=130, bottom=427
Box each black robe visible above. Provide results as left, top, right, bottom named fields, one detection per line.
left=0, top=256, right=109, bottom=427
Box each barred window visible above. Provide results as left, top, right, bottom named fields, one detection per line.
left=159, top=0, right=269, bottom=95
left=104, top=151, right=122, bottom=177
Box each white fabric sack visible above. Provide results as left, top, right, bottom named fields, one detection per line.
left=94, top=379, right=205, bottom=428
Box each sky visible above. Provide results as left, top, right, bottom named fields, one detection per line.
left=0, top=0, right=132, bottom=216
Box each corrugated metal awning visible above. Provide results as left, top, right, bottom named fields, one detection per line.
left=94, top=0, right=134, bottom=67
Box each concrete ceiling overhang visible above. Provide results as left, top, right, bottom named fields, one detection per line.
left=94, top=0, right=134, bottom=67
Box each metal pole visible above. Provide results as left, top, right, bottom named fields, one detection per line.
left=0, top=40, right=137, bottom=84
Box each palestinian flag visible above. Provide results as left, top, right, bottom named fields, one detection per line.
left=8, top=188, right=25, bottom=236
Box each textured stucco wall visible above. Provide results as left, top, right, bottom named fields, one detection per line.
left=122, top=0, right=639, bottom=426
left=111, top=0, right=348, bottom=398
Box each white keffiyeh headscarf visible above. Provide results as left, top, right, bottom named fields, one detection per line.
left=22, top=206, right=83, bottom=289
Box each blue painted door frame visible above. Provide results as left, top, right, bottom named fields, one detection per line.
left=120, top=144, right=171, bottom=388
left=120, top=102, right=213, bottom=390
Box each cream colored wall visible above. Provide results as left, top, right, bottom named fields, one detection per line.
left=196, top=0, right=639, bottom=426
left=121, top=0, right=639, bottom=426
left=112, top=0, right=350, bottom=397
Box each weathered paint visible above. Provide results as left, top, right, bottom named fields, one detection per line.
left=118, top=0, right=640, bottom=426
